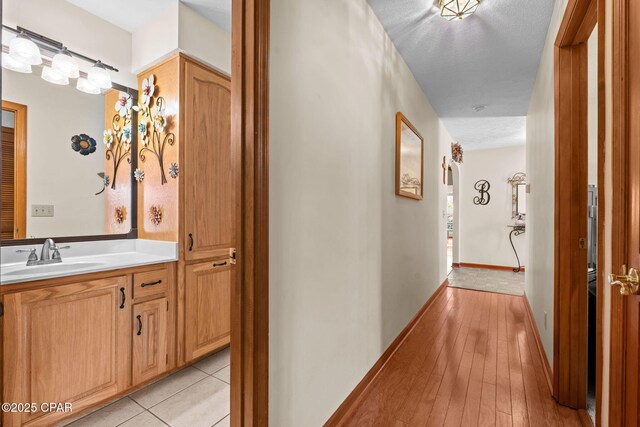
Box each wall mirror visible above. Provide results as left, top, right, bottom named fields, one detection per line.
left=395, top=112, right=424, bottom=200
left=1, top=25, right=138, bottom=244
left=508, top=172, right=527, bottom=219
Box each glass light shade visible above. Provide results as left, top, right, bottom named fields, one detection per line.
left=440, top=0, right=481, bottom=20
left=87, top=62, right=112, bottom=89
left=52, top=49, right=79, bottom=78
left=1, top=52, right=32, bottom=73
left=9, top=33, right=42, bottom=65
left=41, top=66, right=69, bottom=85
left=76, top=77, right=101, bottom=94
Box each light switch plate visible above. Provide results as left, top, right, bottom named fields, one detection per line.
left=32, top=204, right=54, bottom=217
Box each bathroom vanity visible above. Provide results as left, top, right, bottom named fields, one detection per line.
left=1, top=51, right=233, bottom=427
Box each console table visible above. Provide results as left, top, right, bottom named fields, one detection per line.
left=508, top=224, right=525, bottom=273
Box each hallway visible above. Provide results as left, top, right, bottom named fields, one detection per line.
left=339, top=287, right=590, bottom=426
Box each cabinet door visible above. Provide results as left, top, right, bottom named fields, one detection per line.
left=183, top=60, right=234, bottom=261
left=184, top=261, right=231, bottom=362
left=133, top=298, right=168, bottom=385
left=3, top=277, right=130, bottom=427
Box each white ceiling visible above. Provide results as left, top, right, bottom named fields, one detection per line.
left=66, top=0, right=231, bottom=33
left=367, top=0, right=555, bottom=150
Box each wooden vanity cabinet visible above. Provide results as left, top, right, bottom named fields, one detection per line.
left=2, top=276, right=132, bottom=427
left=132, top=297, right=168, bottom=385
left=1, top=263, right=175, bottom=427
left=184, top=261, right=231, bottom=362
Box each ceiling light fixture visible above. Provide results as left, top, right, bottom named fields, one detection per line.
left=88, top=61, right=112, bottom=89
left=8, top=31, right=42, bottom=65
left=2, top=25, right=119, bottom=93
left=41, top=66, right=69, bottom=85
left=76, top=77, right=101, bottom=95
left=1, top=52, right=32, bottom=73
left=52, top=48, right=79, bottom=78
left=439, top=0, right=481, bottom=21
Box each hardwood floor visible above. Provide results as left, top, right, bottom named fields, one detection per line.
left=339, top=287, right=590, bottom=426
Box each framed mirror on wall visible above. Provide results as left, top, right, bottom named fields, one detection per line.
left=395, top=112, right=424, bottom=200
left=508, top=172, right=527, bottom=219
left=1, top=25, right=139, bottom=245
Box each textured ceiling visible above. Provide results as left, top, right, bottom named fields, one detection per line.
left=66, top=0, right=230, bottom=33
left=367, top=0, right=555, bottom=150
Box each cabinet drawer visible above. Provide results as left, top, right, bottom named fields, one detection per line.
left=133, top=269, right=169, bottom=299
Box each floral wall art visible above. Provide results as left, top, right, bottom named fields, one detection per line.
left=134, top=74, right=176, bottom=185
left=103, top=91, right=133, bottom=189
left=451, top=142, right=464, bottom=163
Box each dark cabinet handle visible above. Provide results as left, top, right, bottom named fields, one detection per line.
left=136, top=315, right=142, bottom=336
left=188, top=233, right=194, bottom=251
left=141, top=280, right=162, bottom=288
left=213, top=261, right=228, bottom=267
left=119, top=287, right=126, bottom=309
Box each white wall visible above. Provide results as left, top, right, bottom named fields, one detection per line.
left=458, top=146, right=527, bottom=268
left=269, top=0, right=451, bottom=424
left=3, top=69, right=105, bottom=238
left=178, top=3, right=231, bottom=75
left=132, top=2, right=231, bottom=75
left=525, top=0, right=569, bottom=365
left=3, top=0, right=136, bottom=87
left=131, top=3, right=180, bottom=73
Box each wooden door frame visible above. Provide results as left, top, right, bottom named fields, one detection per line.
left=230, top=0, right=270, bottom=425
left=609, top=0, right=633, bottom=424
left=553, top=0, right=603, bottom=413
left=1, top=100, right=27, bottom=239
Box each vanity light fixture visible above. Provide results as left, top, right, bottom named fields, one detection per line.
left=2, top=25, right=118, bottom=93
left=439, top=0, right=481, bottom=21
left=51, top=48, right=79, bottom=78
left=1, top=52, right=32, bottom=73
left=88, top=61, right=112, bottom=89
left=41, top=66, right=69, bottom=85
left=76, top=77, right=101, bottom=94
left=8, top=31, right=42, bottom=65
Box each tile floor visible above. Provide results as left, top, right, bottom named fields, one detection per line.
left=447, top=266, right=525, bottom=296
left=62, top=347, right=230, bottom=427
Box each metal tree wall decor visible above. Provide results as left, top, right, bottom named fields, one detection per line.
left=134, top=74, right=175, bottom=185
left=473, top=180, right=491, bottom=205
left=104, top=92, right=133, bottom=189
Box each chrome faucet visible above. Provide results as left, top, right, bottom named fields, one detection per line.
left=15, top=239, right=71, bottom=266
left=41, top=238, right=55, bottom=261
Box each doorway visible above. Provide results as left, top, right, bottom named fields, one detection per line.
left=447, top=160, right=461, bottom=273
left=447, top=165, right=454, bottom=273
left=586, top=23, right=599, bottom=422
left=1, top=100, right=27, bottom=240
left=553, top=0, right=603, bottom=420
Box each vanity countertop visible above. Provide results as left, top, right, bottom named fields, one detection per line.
left=0, top=239, right=178, bottom=285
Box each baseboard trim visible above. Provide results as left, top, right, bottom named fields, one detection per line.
left=324, top=279, right=449, bottom=426
left=456, top=262, right=525, bottom=272
left=523, top=293, right=553, bottom=394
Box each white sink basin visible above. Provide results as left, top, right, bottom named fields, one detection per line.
left=4, top=262, right=105, bottom=276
